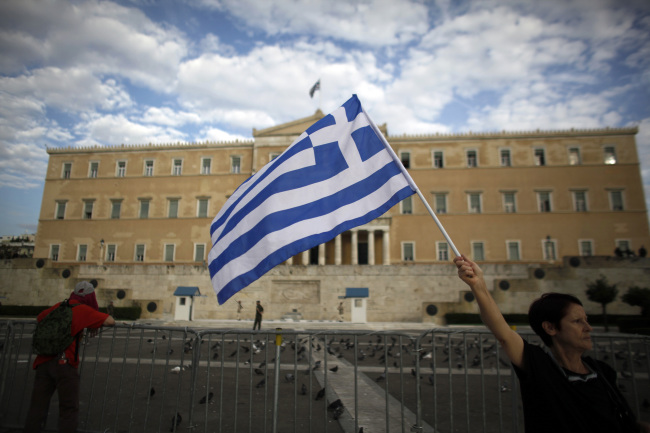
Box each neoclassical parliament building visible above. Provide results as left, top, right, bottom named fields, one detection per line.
left=23, top=111, right=650, bottom=322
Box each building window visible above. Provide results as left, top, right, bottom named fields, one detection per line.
left=402, top=242, right=414, bottom=261
left=56, top=201, right=67, bottom=220
left=579, top=240, right=593, bottom=257
left=77, top=244, right=87, bottom=262
left=89, top=162, right=99, bottom=178
left=195, top=244, right=205, bottom=262
left=62, top=162, right=72, bottom=179
left=568, top=147, right=581, bottom=165
left=433, top=151, right=444, bottom=168
left=400, top=151, right=411, bottom=169
left=106, top=244, right=116, bottom=262
left=503, top=192, right=516, bottom=213
left=116, top=161, right=126, bottom=177
left=616, top=239, right=631, bottom=254
left=401, top=196, right=413, bottom=214
left=50, top=244, right=60, bottom=261
left=534, top=148, right=546, bottom=166
left=500, top=149, right=511, bottom=167
left=609, top=190, right=624, bottom=211
left=83, top=200, right=94, bottom=219
left=197, top=198, right=209, bottom=218
left=507, top=241, right=520, bottom=261
left=472, top=242, right=485, bottom=261
left=168, top=199, right=179, bottom=218
left=604, top=146, right=617, bottom=164
left=135, top=244, right=145, bottom=262
left=144, top=160, right=154, bottom=176
left=139, top=199, right=150, bottom=219
left=573, top=191, right=588, bottom=212
left=270, top=152, right=281, bottom=161
left=231, top=156, right=241, bottom=174
left=434, top=193, right=447, bottom=214
left=202, top=158, right=211, bottom=175
left=164, top=244, right=175, bottom=262
left=111, top=200, right=122, bottom=219
left=437, top=242, right=449, bottom=261
left=543, top=238, right=557, bottom=261
left=538, top=191, right=552, bottom=212
left=468, top=193, right=482, bottom=214
left=172, top=159, right=183, bottom=176
left=466, top=150, right=478, bottom=167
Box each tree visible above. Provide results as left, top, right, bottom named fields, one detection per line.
left=621, top=286, right=650, bottom=317
left=586, top=275, right=618, bottom=332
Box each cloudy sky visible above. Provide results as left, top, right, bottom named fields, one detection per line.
left=1, top=0, right=649, bottom=236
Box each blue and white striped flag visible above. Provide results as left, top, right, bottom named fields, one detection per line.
left=208, top=95, right=416, bottom=305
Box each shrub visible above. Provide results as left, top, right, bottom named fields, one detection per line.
left=621, top=287, right=650, bottom=317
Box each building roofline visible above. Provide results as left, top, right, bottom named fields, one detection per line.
left=46, top=139, right=255, bottom=154
left=46, top=126, right=638, bottom=154
left=252, top=109, right=324, bottom=137
left=389, top=126, right=638, bottom=142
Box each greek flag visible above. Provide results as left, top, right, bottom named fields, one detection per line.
left=309, top=79, right=320, bottom=98
left=208, top=95, right=416, bottom=305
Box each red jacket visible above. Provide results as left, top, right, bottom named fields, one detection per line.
left=33, top=300, right=109, bottom=369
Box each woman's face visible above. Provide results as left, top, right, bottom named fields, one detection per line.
left=552, top=303, right=593, bottom=352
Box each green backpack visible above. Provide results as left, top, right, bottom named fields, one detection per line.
left=32, top=299, right=80, bottom=356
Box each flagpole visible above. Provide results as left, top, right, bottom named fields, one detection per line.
left=362, top=104, right=461, bottom=259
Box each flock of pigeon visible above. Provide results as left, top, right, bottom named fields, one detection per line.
left=142, top=332, right=647, bottom=432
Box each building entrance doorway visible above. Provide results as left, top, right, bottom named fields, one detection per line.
left=350, top=298, right=367, bottom=323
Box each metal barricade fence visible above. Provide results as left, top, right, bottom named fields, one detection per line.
left=0, top=320, right=648, bottom=433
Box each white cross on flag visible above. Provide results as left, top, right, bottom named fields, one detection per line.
left=208, top=95, right=416, bottom=304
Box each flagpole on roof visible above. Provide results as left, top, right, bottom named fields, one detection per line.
left=362, top=102, right=461, bottom=259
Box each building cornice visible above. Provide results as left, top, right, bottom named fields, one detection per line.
left=46, top=139, right=255, bottom=155
left=388, top=126, right=638, bottom=142
left=46, top=126, right=638, bottom=155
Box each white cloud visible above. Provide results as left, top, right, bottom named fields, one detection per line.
left=0, top=141, right=48, bottom=189
left=74, top=114, right=187, bottom=146
left=413, top=7, right=589, bottom=96
left=140, top=107, right=202, bottom=127
left=464, top=87, right=622, bottom=132
left=0, top=0, right=189, bottom=92
left=1, top=67, right=133, bottom=113
left=177, top=43, right=388, bottom=125
left=199, top=0, right=429, bottom=46
left=0, top=93, right=45, bottom=141
left=197, top=126, right=250, bottom=143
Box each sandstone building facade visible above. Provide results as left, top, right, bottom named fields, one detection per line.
left=23, top=112, right=650, bottom=322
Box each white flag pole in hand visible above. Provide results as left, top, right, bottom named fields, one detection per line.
left=362, top=105, right=461, bottom=258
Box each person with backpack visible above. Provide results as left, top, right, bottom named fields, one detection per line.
left=24, top=281, right=115, bottom=433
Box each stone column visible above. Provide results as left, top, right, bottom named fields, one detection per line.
left=351, top=229, right=359, bottom=265
left=302, top=250, right=309, bottom=265
left=383, top=230, right=390, bottom=265
left=285, top=256, right=293, bottom=265
left=368, top=229, right=375, bottom=265
left=334, top=234, right=342, bottom=265
left=318, top=243, right=326, bottom=265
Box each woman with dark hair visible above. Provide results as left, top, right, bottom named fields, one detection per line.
left=454, top=254, right=649, bottom=433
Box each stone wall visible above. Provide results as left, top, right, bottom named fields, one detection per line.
left=1, top=256, right=647, bottom=324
